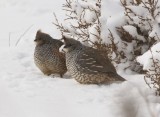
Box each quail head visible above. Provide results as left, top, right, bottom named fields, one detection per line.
left=62, top=37, right=125, bottom=84
left=34, top=30, right=67, bottom=77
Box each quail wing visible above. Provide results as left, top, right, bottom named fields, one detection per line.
left=76, top=47, right=117, bottom=74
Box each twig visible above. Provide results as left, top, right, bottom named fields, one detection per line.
left=15, top=24, right=34, bottom=46
left=9, top=32, right=11, bottom=47
left=53, top=12, right=70, bottom=36
left=144, top=49, right=160, bottom=96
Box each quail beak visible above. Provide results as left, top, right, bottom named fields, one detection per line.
left=34, top=39, right=37, bottom=42
left=59, top=45, right=66, bottom=53
left=34, top=39, right=39, bottom=45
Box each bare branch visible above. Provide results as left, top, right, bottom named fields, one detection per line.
left=15, top=24, right=34, bottom=46
left=9, top=32, right=11, bottom=47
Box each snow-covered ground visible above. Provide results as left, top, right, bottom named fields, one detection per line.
left=0, top=0, right=160, bottom=117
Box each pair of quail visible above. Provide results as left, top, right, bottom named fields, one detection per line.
left=34, top=30, right=125, bottom=84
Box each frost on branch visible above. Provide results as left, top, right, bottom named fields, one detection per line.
left=145, top=50, right=160, bottom=96
left=137, top=43, right=160, bottom=96
left=53, top=0, right=160, bottom=73
left=57, top=0, right=102, bottom=42
left=115, top=0, right=160, bottom=72
left=122, top=0, right=160, bottom=95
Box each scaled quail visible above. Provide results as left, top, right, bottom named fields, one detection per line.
left=34, top=30, right=67, bottom=77
left=62, top=37, right=126, bottom=84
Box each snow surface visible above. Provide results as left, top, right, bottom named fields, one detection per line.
left=0, top=0, right=160, bottom=117
left=137, top=42, right=160, bottom=71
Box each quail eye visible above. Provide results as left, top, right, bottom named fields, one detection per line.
left=64, top=44, right=72, bottom=48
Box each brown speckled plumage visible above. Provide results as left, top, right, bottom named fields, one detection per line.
left=34, top=30, right=67, bottom=77
left=62, top=37, right=125, bottom=84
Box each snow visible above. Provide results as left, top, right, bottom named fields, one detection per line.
left=101, top=0, right=124, bottom=19
left=137, top=42, right=160, bottom=70
left=71, top=0, right=99, bottom=24
left=0, top=0, right=160, bottom=117
left=100, top=0, right=127, bottom=50
left=149, top=21, right=160, bottom=39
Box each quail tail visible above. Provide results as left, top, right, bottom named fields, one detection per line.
left=108, top=73, right=126, bottom=81
left=114, top=74, right=126, bottom=81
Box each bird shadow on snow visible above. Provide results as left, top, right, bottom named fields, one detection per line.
left=50, top=72, right=71, bottom=79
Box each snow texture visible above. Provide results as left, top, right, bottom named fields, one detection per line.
left=137, top=42, right=160, bottom=71
left=0, top=0, right=159, bottom=117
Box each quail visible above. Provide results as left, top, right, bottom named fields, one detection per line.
left=62, top=37, right=125, bottom=84
left=34, top=30, right=67, bottom=77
